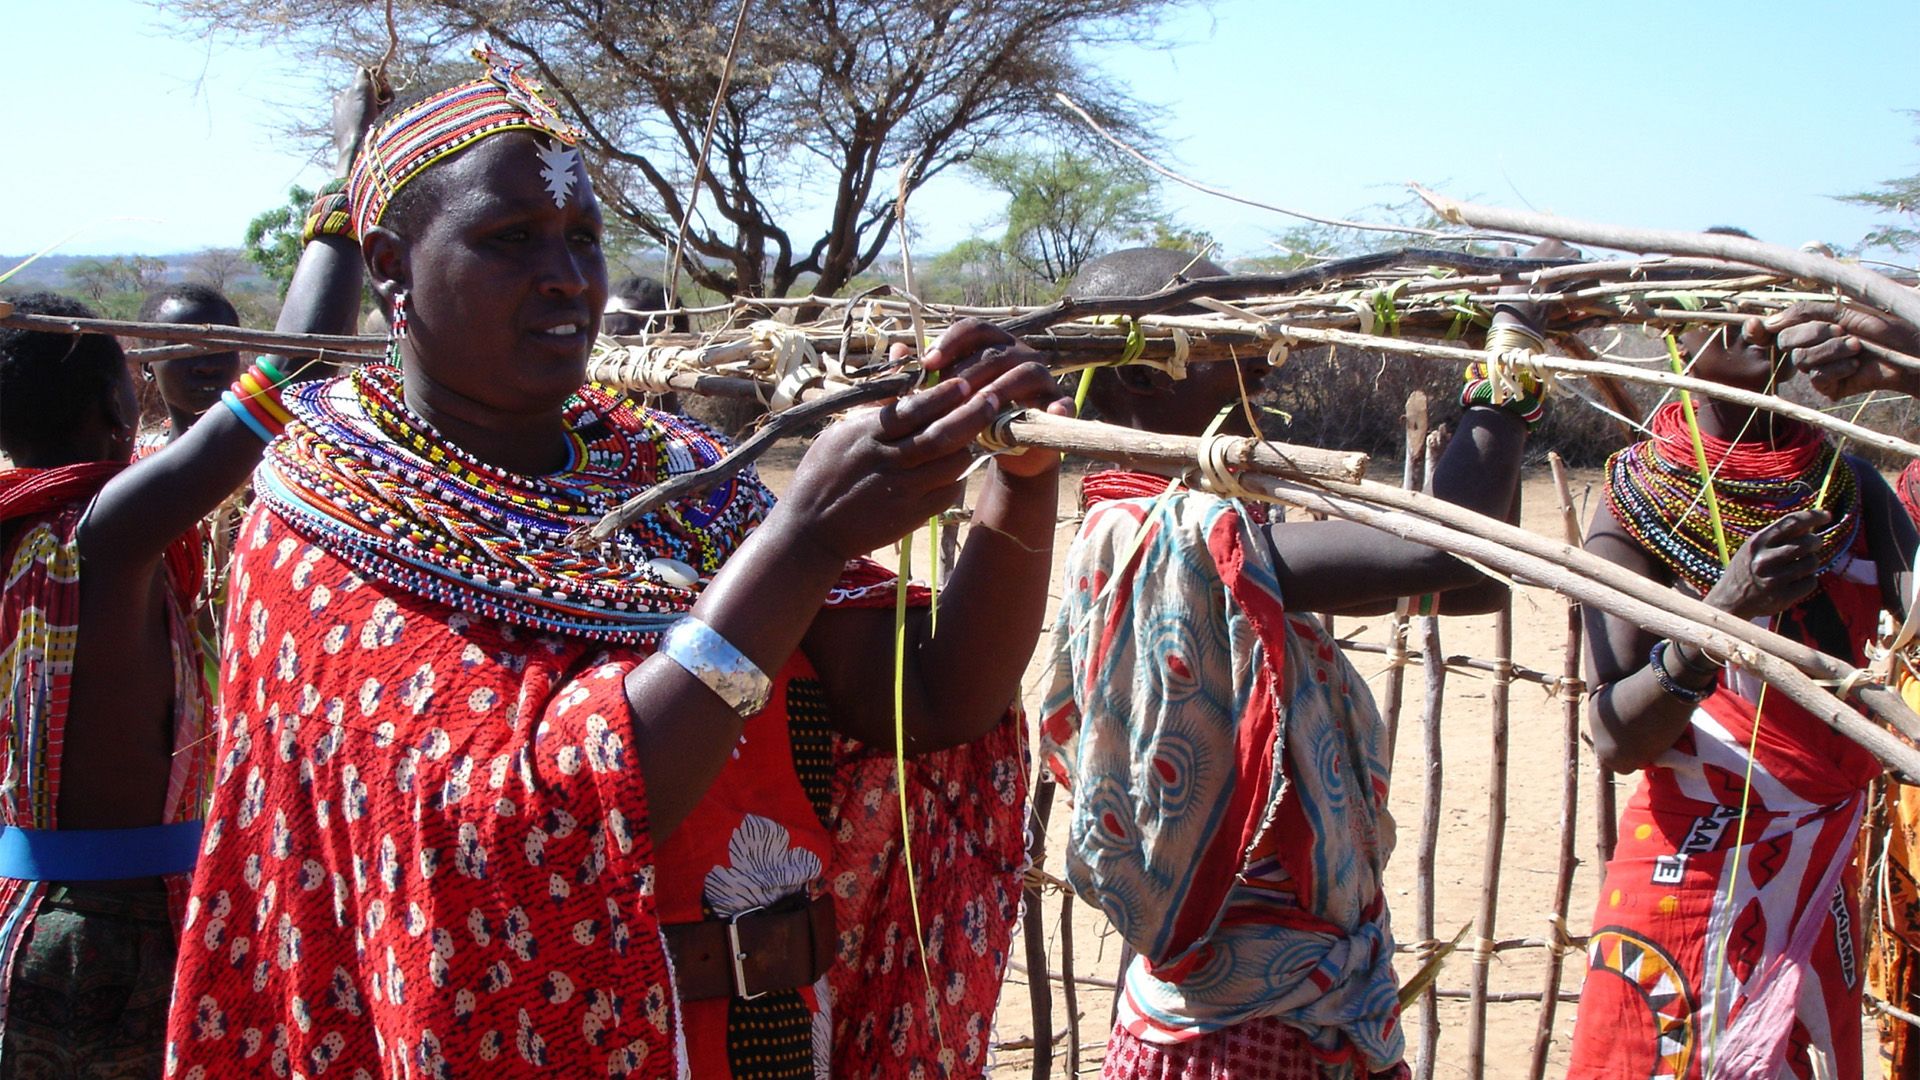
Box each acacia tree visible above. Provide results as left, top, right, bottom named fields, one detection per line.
left=159, top=0, right=1192, bottom=297
left=1840, top=109, right=1920, bottom=255
left=969, top=149, right=1178, bottom=283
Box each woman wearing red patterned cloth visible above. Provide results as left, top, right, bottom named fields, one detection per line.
left=1567, top=305, right=1917, bottom=1078
left=162, top=50, right=1064, bottom=1080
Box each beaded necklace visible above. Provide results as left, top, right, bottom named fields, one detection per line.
left=1605, top=401, right=1859, bottom=596
left=257, top=365, right=772, bottom=643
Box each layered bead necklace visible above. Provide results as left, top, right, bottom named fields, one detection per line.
left=1605, top=400, right=1859, bottom=596
left=257, top=365, right=772, bottom=643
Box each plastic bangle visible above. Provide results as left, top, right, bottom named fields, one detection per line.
left=239, top=388, right=286, bottom=437
left=253, top=356, right=289, bottom=388
left=237, top=372, right=293, bottom=426
left=1649, top=639, right=1715, bottom=704
left=659, top=617, right=772, bottom=717
left=223, top=390, right=277, bottom=444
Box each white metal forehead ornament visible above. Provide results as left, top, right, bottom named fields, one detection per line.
left=537, top=141, right=581, bottom=209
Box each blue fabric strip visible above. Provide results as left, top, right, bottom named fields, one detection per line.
left=0, top=822, right=203, bottom=881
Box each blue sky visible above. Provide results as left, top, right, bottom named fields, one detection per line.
left=6, top=0, right=1917, bottom=262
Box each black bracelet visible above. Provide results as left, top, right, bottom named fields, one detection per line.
left=1649, top=639, right=1715, bottom=704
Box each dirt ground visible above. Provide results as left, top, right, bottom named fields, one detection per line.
left=748, top=449, right=1874, bottom=1079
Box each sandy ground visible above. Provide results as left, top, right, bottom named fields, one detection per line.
left=755, top=450, right=1878, bottom=1078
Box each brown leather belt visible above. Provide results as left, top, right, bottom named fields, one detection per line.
left=663, top=892, right=835, bottom=1002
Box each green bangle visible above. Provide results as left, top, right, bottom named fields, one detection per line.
left=254, top=356, right=289, bottom=388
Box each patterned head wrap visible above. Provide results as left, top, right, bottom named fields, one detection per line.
left=346, top=45, right=584, bottom=239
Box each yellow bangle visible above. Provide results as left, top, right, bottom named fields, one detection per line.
left=238, top=372, right=293, bottom=425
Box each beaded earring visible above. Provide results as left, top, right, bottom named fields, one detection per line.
left=387, top=290, right=410, bottom=365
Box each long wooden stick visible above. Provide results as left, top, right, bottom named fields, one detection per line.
left=1304, top=472, right=1920, bottom=747
left=1145, top=320, right=1920, bottom=462
left=1378, top=393, right=1427, bottom=764
left=1413, top=621, right=1447, bottom=1077
left=1414, top=189, right=1920, bottom=332
left=0, top=311, right=377, bottom=355
left=995, top=249, right=1577, bottom=336
left=1059, top=890, right=1080, bottom=1078
left=1238, top=474, right=1920, bottom=780
left=1340, top=639, right=1563, bottom=691
left=583, top=408, right=1370, bottom=546
left=1530, top=455, right=1587, bottom=1079
left=1024, top=777, right=1056, bottom=1079
left=1465, top=590, right=1515, bottom=1078
left=995, top=412, right=1368, bottom=483
left=1413, top=430, right=1446, bottom=1080
left=575, top=371, right=916, bottom=545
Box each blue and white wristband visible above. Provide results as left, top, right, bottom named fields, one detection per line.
left=660, top=617, right=773, bottom=717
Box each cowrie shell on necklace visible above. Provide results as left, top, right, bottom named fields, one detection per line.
left=645, top=557, right=698, bottom=588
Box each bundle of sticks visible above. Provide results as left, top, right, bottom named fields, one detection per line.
left=8, top=196, right=1920, bottom=774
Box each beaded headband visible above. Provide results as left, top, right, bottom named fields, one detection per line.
left=346, top=45, right=584, bottom=239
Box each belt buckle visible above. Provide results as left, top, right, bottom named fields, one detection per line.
left=728, top=904, right=768, bottom=1001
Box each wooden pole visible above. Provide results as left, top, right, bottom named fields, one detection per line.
left=1278, top=471, right=1920, bottom=751
left=0, top=310, right=378, bottom=356
left=997, top=411, right=1368, bottom=484
left=1414, top=605, right=1448, bottom=1080
left=1341, top=640, right=1561, bottom=690
left=1379, top=392, right=1428, bottom=763
left=1059, top=891, right=1080, bottom=1077
left=1143, top=320, right=1920, bottom=463
left=1465, top=579, right=1516, bottom=1077
left=1530, top=455, right=1587, bottom=1079
left=1413, top=429, right=1446, bottom=1080
left=1024, top=778, right=1057, bottom=1078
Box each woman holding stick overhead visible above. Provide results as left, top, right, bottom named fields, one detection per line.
left=1567, top=295, right=1918, bottom=1079
left=162, top=49, right=1065, bottom=1080
left=0, top=73, right=376, bottom=1077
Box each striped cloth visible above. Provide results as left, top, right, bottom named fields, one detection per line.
left=0, top=464, right=211, bottom=1037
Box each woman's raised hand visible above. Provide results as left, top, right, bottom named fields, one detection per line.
left=783, top=318, right=1070, bottom=560
left=921, top=318, right=1073, bottom=477
left=332, top=68, right=388, bottom=175
left=1702, top=508, right=1833, bottom=620
left=1765, top=301, right=1920, bottom=400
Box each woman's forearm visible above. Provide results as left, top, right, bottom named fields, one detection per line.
left=82, top=237, right=362, bottom=571
left=625, top=508, right=849, bottom=841
left=902, top=465, right=1062, bottom=743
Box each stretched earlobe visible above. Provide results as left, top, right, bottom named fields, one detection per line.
left=361, top=226, right=410, bottom=310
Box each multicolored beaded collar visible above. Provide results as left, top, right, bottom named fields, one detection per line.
left=1605, top=401, right=1860, bottom=596
left=256, top=365, right=772, bottom=643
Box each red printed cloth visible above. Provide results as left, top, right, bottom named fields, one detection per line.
left=166, top=371, right=1026, bottom=1079
left=165, top=505, right=683, bottom=1078
left=655, top=580, right=1028, bottom=1080
left=165, top=508, right=1026, bottom=1080
left=1567, top=539, right=1885, bottom=1080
